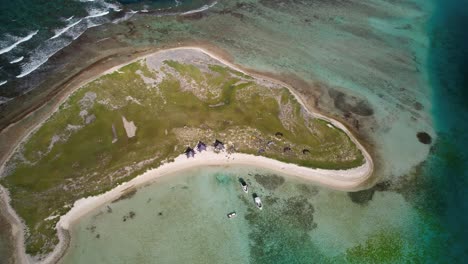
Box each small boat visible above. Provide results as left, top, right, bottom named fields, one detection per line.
left=239, top=178, right=248, bottom=193
left=254, top=196, right=263, bottom=210
left=227, top=212, right=237, bottom=218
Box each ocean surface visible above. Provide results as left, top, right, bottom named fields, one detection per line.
left=425, top=0, right=468, bottom=260
left=0, top=0, right=213, bottom=103
left=1, top=0, right=467, bottom=262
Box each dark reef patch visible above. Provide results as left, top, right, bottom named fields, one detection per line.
left=417, top=132, right=432, bottom=144
left=414, top=101, right=424, bottom=111
left=281, top=196, right=317, bottom=231
left=348, top=180, right=391, bottom=205
left=348, top=189, right=375, bottom=205
left=329, top=89, right=374, bottom=116
left=122, top=211, right=136, bottom=222
left=86, top=225, right=96, bottom=233
left=254, top=173, right=285, bottom=190
left=243, top=192, right=322, bottom=263
left=373, top=181, right=391, bottom=192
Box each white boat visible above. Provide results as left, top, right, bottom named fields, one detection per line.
left=227, top=212, right=237, bottom=218
left=254, top=197, right=263, bottom=210
left=240, top=181, right=248, bottom=193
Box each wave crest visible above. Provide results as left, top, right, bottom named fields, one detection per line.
left=0, top=31, right=39, bottom=55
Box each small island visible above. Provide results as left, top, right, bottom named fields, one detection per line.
left=0, top=48, right=371, bottom=260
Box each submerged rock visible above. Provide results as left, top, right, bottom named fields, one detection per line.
left=348, top=189, right=375, bottom=205
left=417, top=132, right=432, bottom=144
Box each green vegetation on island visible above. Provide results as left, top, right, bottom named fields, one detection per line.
left=0, top=52, right=364, bottom=256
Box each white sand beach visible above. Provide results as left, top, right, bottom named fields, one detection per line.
left=60, top=149, right=371, bottom=230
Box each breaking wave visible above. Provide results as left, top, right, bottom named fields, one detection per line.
left=10, top=56, right=24, bottom=64
left=50, top=19, right=84, bottom=40
left=181, top=1, right=217, bottom=15
left=2, top=0, right=218, bottom=87
left=0, top=31, right=38, bottom=55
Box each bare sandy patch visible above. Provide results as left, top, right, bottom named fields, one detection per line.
left=121, top=116, right=137, bottom=138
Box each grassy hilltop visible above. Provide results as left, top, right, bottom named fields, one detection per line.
left=1, top=52, right=363, bottom=255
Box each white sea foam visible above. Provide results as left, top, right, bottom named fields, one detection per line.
left=102, top=1, right=121, bottom=12
left=17, top=58, right=48, bottom=78
left=0, top=80, right=7, bottom=86
left=85, top=10, right=109, bottom=19
left=50, top=19, right=83, bottom=40
left=112, top=10, right=138, bottom=24
left=0, top=30, right=39, bottom=55
left=85, top=20, right=103, bottom=31
left=11, top=1, right=218, bottom=80
left=17, top=31, right=81, bottom=78
left=2, top=0, right=220, bottom=81
left=16, top=6, right=113, bottom=78
left=10, top=56, right=24, bottom=64
left=181, top=1, right=218, bottom=15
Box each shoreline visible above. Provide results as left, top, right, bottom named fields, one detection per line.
left=48, top=148, right=372, bottom=264
left=0, top=47, right=373, bottom=264
left=0, top=185, right=30, bottom=264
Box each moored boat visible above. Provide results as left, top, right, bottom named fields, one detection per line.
left=227, top=212, right=237, bottom=218
left=253, top=194, right=263, bottom=210
left=239, top=178, right=248, bottom=193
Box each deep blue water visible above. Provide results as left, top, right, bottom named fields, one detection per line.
left=423, top=0, right=468, bottom=261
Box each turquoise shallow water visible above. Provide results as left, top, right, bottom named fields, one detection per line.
left=63, top=166, right=252, bottom=264
left=62, top=166, right=253, bottom=263
left=62, top=165, right=429, bottom=263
